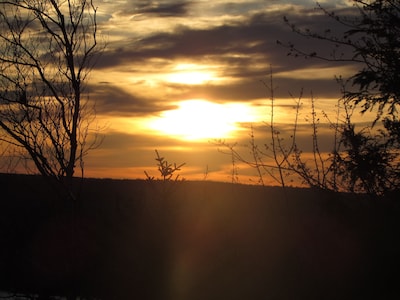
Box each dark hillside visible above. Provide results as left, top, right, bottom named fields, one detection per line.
left=0, top=173, right=399, bottom=299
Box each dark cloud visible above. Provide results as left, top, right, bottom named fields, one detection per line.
left=99, top=131, right=147, bottom=150
left=218, top=1, right=266, bottom=16
left=97, top=6, right=357, bottom=73
left=137, top=1, right=190, bottom=16
left=114, top=0, right=191, bottom=18
left=168, top=77, right=344, bottom=102
left=88, top=83, right=175, bottom=116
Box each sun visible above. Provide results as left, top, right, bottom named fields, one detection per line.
left=148, top=99, right=256, bottom=141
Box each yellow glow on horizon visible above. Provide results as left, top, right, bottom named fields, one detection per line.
left=148, top=99, right=257, bottom=141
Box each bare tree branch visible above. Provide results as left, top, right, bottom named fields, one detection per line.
left=0, top=0, right=101, bottom=197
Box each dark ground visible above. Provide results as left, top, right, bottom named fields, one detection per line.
left=1, top=173, right=400, bottom=300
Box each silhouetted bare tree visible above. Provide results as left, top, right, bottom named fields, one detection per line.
left=279, top=0, right=400, bottom=195
left=281, top=0, right=400, bottom=119
left=0, top=0, right=100, bottom=197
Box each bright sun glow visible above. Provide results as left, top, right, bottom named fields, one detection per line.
left=166, top=63, right=216, bottom=85
left=149, top=99, right=256, bottom=141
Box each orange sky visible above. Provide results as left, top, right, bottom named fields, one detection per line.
left=1, top=0, right=378, bottom=185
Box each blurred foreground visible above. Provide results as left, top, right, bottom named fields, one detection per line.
left=1, top=173, right=399, bottom=300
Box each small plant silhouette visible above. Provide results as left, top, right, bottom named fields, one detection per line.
left=144, top=150, right=186, bottom=202
left=144, top=150, right=186, bottom=182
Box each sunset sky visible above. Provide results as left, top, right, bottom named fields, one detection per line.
left=77, top=0, right=374, bottom=184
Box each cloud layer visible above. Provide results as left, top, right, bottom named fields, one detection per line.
left=92, top=0, right=358, bottom=116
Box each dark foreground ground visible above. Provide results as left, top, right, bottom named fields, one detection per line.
left=1, top=173, right=400, bottom=300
